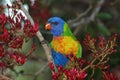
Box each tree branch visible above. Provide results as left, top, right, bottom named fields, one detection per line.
left=68, top=4, right=92, bottom=24
left=68, top=0, right=105, bottom=28
left=68, top=0, right=105, bottom=35
left=19, top=2, right=53, bottom=63
left=89, top=0, right=104, bottom=21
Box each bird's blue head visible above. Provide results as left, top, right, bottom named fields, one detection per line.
left=45, top=17, right=65, bottom=36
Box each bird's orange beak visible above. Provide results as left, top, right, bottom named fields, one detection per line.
left=45, top=23, right=52, bottom=30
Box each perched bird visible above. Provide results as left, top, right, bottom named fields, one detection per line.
left=45, top=17, right=82, bottom=67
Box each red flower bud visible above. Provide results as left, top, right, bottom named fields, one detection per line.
left=0, top=13, right=6, bottom=25
left=0, top=62, right=5, bottom=68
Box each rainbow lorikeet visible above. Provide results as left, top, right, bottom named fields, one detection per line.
left=45, top=17, right=82, bottom=67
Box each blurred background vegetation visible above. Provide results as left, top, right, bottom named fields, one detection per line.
left=0, top=0, right=120, bottom=80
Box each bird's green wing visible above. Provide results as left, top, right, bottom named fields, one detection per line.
left=63, top=22, right=82, bottom=58
left=76, top=43, right=82, bottom=58
left=62, top=23, right=76, bottom=40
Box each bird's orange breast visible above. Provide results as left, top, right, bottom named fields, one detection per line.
left=51, top=36, right=78, bottom=55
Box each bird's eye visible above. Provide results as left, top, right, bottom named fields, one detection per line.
left=53, top=22, right=58, bottom=25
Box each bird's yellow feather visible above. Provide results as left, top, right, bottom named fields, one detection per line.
left=51, top=36, right=78, bottom=55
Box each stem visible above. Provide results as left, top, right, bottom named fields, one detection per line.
left=34, top=62, right=49, bottom=76
left=98, top=53, right=107, bottom=65
left=81, top=57, right=97, bottom=72
left=102, top=71, right=109, bottom=80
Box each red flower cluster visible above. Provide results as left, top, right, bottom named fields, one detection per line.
left=0, top=61, right=5, bottom=68
left=0, top=13, right=6, bottom=26
left=0, top=50, right=26, bottom=68
left=10, top=52, right=26, bottom=65
left=6, top=4, right=39, bottom=37
left=49, top=56, right=87, bottom=80
left=83, top=33, right=117, bottom=55
left=0, top=44, right=5, bottom=57
left=1, top=28, right=11, bottom=43
left=0, top=3, right=37, bottom=69
left=24, top=20, right=39, bottom=37
left=0, top=5, right=3, bottom=11
left=28, top=0, right=51, bottom=24
left=64, top=67, right=87, bottom=80
left=10, top=36, right=23, bottom=48
left=102, top=71, right=118, bottom=80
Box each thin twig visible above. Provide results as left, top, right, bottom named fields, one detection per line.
left=81, top=57, right=97, bottom=72
left=32, top=62, right=49, bottom=80
left=68, top=0, right=105, bottom=28
left=34, top=62, right=49, bottom=76
left=68, top=4, right=92, bottom=24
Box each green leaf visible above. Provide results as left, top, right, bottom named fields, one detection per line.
left=14, top=61, right=51, bottom=80
left=87, top=26, right=96, bottom=37
left=94, top=68, right=102, bottom=80
left=96, top=24, right=110, bottom=36
left=22, top=38, right=33, bottom=53
left=85, top=68, right=102, bottom=80
left=97, top=12, right=112, bottom=20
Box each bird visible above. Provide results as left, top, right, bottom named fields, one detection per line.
left=45, top=17, right=82, bottom=67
